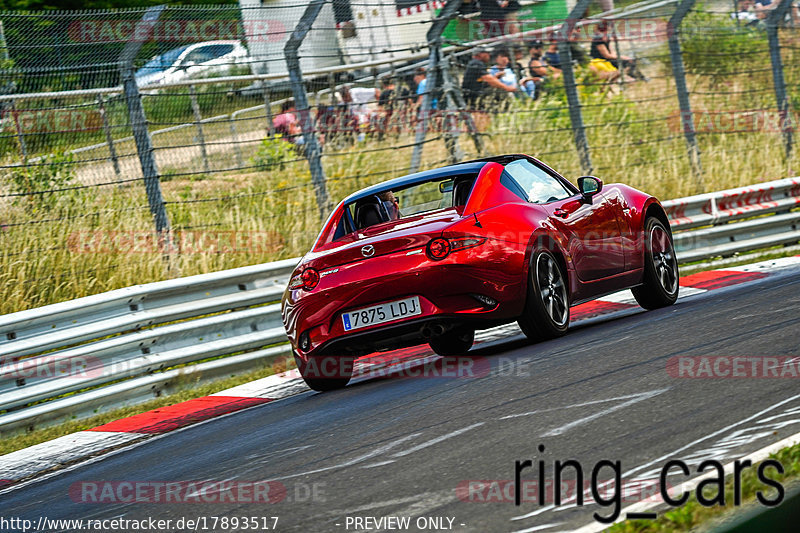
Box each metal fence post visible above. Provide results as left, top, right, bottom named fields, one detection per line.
left=557, top=0, right=593, bottom=175
left=189, top=84, right=210, bottom=174
left=409, top=47, right=438, bottom=174
left=263, top=82, right=275, bottom=137
left=328, top=72, right=336, bottom=105
left=228, top=113, right=244, bottom=168
left=284, top=0, right=331, bottom=219
left=442, top=54, right=483, bottom=157
left=669, top=0, right=703, bottom=191
left=409, top=0, right=463, bottom=174
left=439, top=56, right=462, bottom=165
left=766, top=0, right=794, bottom=163
left=9, top=99, right=28, bottom=164
left=119, top=6, right=172, bottom=247
left=96, top=93, right=121, bottom=182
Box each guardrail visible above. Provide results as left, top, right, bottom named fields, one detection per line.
left=1, top=177, right=799, bottom=436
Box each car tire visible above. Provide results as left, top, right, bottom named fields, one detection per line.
left=632, top=216, right=680, bottom=310
left=429, top=327, right=475, bottom=356
left=293, top=351, right=354, bottom=391
left=518, top=249, right=570, bottom=341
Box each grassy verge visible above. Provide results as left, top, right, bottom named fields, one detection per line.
left=0, top=355, right=296, bottom=457
left=609, top=443, right=800, bottom=532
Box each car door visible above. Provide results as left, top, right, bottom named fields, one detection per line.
left=503, top=159, right=625, bottom=281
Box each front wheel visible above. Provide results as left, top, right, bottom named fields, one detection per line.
left=429, top=327, right=475, bottom=356
left=518, top=249, right=570, bottom=341
left=293, top=351, right=354, bottom=391
left=631, top=217, right=679, bottom=310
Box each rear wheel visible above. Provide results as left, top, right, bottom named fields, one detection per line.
left=632, top=217, right=679, bottom=310
left=293, top=351, right=354, bottom=391
left=429, top=327, right=475, bottom=356
left=518, top=249, right=570, bottom=341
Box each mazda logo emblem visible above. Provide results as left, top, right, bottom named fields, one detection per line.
left=361, top=245, right=375, bottom=257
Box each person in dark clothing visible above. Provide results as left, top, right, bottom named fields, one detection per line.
left=543, top=40, right=563, bottom=75
left=478, top=0, right=522, bottom=39
left=590, top=21, right=648, bottom=81
left=378, top=77, right=396, bottom=111
left=462, top=46, right=518, bottom=110
left=526, top=40, right=558, bottom=93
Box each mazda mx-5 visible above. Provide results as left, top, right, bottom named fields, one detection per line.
left=282, top=154, right=679, bottom=390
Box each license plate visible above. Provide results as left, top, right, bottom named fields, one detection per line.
left=342, top=296, right=421, bottom=332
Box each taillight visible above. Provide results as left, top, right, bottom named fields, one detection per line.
left=289, top=268, right=320, bottom=291
left=427, top=238, right=451, bottom=260
left=427, top=236, right=485, bottom=260
left=450, top=237, right=486, bottom=252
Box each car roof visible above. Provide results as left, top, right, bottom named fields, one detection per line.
left=343, top=161, right=490, bottom=204
left=342, top=155, right=538, bottom=204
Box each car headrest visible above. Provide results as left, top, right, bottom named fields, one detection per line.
left=356, top=201, right=383, bottom=229
left=453, top=179, right=473, bottom=206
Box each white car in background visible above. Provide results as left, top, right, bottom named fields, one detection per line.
left=135, top=40, right=249, bottom=88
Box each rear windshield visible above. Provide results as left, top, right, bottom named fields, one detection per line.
left=333, top=173, right=477, bottom=238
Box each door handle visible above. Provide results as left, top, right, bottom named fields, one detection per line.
left=553, top=208, right=569, bottom=218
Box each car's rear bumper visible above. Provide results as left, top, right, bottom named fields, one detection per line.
left=283, top=244, right=527, bottom=359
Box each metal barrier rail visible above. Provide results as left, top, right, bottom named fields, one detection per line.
left=663, top=177, right=800, bottom=230
left=1, top=178, right=799, bottom=435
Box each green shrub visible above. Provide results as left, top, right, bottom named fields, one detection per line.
left=680, top=9, right=768, bottom=76
left=6, top=151, right=78, bottom=212
left=251, top=134, right=297, bottom=172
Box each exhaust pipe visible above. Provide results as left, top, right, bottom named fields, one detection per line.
left=421, top=324, right=445, bottom=339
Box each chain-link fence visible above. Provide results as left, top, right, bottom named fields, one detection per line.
left=0, top=0, right=798, bottom=315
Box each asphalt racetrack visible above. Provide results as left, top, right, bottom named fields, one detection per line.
left=4, top=265, right=800, bottom=533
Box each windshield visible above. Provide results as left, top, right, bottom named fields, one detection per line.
left=136, top=46, right=189, bottom=77
left=344, top=173, right=477, bottom=233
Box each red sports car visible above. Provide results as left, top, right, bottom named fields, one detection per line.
left=282, top=154, right=678, bottom=390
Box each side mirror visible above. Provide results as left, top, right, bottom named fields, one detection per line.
left=578, top=176, right=603, bottom=202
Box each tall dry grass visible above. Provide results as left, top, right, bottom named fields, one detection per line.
left=1, top=31, right=798, bottom=316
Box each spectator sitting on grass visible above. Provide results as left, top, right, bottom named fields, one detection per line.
left=378, top=77, right=397, bottom=112
left=490, top=49, right=533, bottom=99
left=590, top=21, right=648, bottom=82
left=512, top=46, right=538, bottom=99
left=272, top=99, right=304, bottom=146
left=754, top=0, right=800, bottom=24
left=413, top=67, right=438, bottom=111
left=338, top=84, right=379, bottom=141
left=542, top=40, right=563, bottom=79
left=462, top=46, right=518, bottom=111
left=526, top=40, right=558, bottom=99
left=732, top=0, right=758, bottom=22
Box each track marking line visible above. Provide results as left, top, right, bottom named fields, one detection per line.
left=541, top=388, right=669, bottom=437
left=511, top=522, right=565, bottom=533
left=500, top=390, right=669, bottom=421
left=390, top=423, right=485, bottom=458
left=268, top=433, right=422, bottom=481
left=360, top=460, right=396, bottom=469
left=512, top=505, right=559, bottom=521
